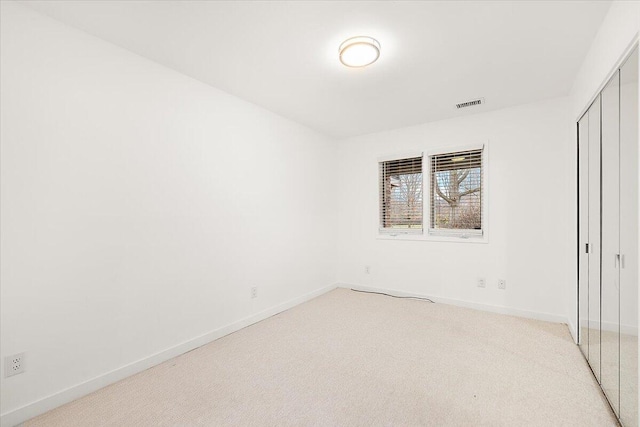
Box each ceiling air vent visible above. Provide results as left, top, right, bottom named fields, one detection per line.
left=456, top=98, right=485, bottom=109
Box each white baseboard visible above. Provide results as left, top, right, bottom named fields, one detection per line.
left=0, top=284, right=337, bottom=427
left=567, top=317, right=578, bottom=344
left=341, top=283, right=568, bottom=324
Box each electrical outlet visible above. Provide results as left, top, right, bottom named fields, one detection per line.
left=251, top=286, right=257, bottom=299
left=365, top=265, right=371, bottom=274
left=477, top=278, right=486, bottom=288
left=498, top=279, right=507, bottom=290
left=5, top=353, right=25, bottom=378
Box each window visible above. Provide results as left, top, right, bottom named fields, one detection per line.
left=379, top=156, right=423, bottom=232
left=429, top=148, right=483, bottom=236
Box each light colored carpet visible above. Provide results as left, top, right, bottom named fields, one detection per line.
left=24, top=288, right=618, bottom=426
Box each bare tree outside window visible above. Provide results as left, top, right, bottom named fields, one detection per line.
left=379, top=157, right=423, bottom=230
left=430, top=149, right=483, bottom=231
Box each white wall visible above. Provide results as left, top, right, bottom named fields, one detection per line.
left=570, top=1, right=640, bottom=119
left=0, top=2, right=337, bottom=424
left=567, top=1, right=640, bottom=340
left=336, top=97, right=572, bottom=321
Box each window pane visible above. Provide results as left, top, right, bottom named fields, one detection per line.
left=379, top=157, right=423, bottom=230
left=430, top=149, right=482, bottom=231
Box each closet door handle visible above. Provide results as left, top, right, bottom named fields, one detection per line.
left=615, top=253, right=621, bottom=268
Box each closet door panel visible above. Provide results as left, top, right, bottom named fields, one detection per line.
left=601, top=71, right=620, bottom=415
left=588, top=96, right=602, bottom=381
left=578, top=115, right=590, bottom=359
left=619, top=48, right=638, bottom=427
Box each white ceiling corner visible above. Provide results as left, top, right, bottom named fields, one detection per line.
left=22, top=0, right=612, bottom=138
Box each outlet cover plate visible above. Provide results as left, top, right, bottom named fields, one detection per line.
left=477, top=278, right=486, bottom=288
left=498, top=279, right=507, bottom=290
left=5, top=352, right=25, bottom=377
left=251, top=286, right=257, bottom=299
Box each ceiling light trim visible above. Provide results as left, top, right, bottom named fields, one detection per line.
left=339, top=36, right=381, bottom=68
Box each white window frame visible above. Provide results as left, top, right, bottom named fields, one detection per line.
left=377, top=142, right=489, bottom=244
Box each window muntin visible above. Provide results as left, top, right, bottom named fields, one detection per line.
left=429, top=148, right=483, bottom=235
left=379, top=156, right=423, bottom=232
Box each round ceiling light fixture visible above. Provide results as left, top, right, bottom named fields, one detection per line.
left=339, top=36, right=380, bottom=68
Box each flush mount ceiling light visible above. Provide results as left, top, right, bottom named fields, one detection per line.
left=339, top=36, right=380, bottom=68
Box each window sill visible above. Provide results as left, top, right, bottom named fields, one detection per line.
left=377, top=232, right=488, bottom=244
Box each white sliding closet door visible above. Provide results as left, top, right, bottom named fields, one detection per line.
left=619, top=48, right=638, bottom=427
left=578, top=115, right=590, bottom=359
left=601, top=70, right=620, bottom=415
left=577, top=46, right=638, bottom=427
left=588, top=96, right=602, bottom=382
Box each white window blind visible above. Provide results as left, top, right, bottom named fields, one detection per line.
left=379, top=156, right=423, bottom=232
left=430, top=148, right=483, bottom=235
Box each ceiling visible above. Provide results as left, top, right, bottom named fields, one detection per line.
left=22, top=1, right=611, bottom=139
